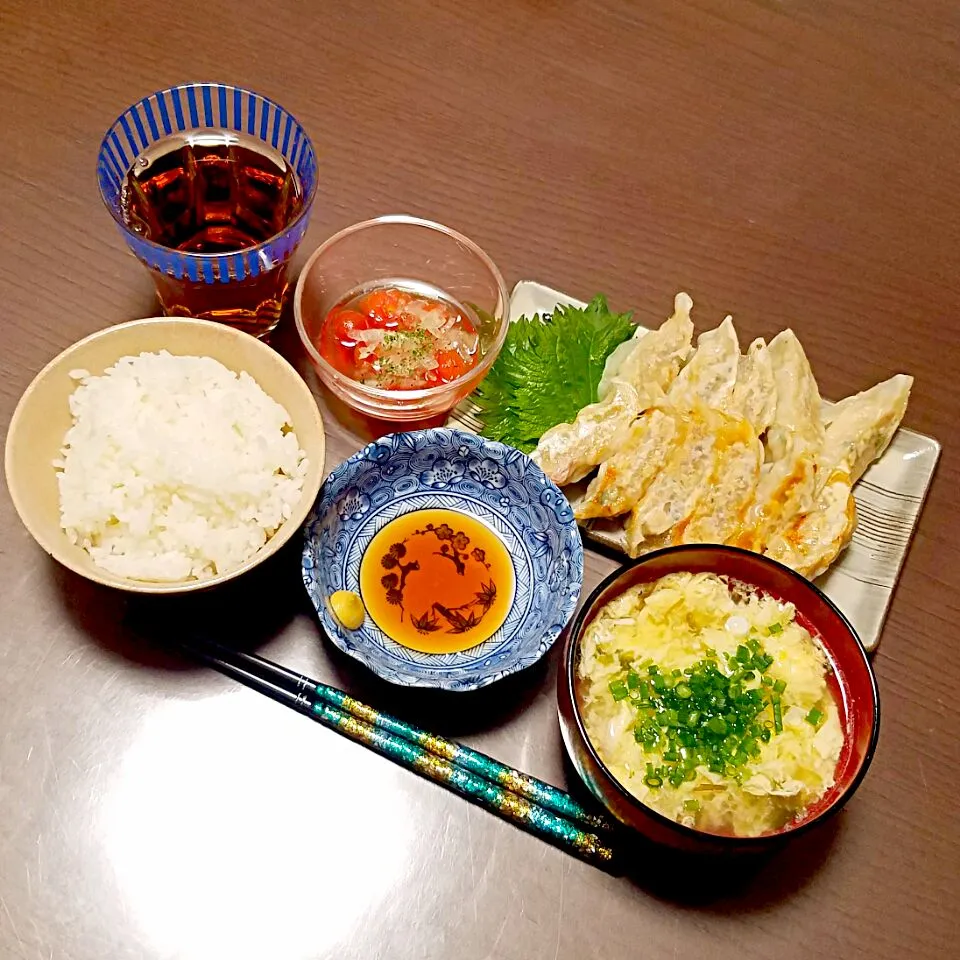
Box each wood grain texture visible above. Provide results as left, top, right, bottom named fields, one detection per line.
left=1, top=1, right=958, bottom=958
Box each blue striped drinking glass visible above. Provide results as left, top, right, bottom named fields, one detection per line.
left=97, top=83, right=318, bottom=337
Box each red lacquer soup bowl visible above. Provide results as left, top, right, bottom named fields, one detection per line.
left=558, top=545, right=880, bottom=854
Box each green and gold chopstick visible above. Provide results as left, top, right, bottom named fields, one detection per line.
left=194, top=639, right=613, bottom=835
left=178, top=638, right=616, bottom=867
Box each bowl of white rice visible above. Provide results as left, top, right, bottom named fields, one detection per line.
left=5, top=317, right=326, bottom=593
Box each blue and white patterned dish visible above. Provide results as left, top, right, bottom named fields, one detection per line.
left=302, top=428, right=583, bottom=690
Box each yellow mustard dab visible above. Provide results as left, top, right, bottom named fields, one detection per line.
left=329, top=590, right=365, bottom=630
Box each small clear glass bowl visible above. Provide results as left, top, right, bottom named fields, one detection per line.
left=293, top=215, right=509, bottom=424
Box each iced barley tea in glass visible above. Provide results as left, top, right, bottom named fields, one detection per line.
left=98, top=84, right=317, bottom=337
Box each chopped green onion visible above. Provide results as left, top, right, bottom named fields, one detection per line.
left=609, top=679, right=629, bottom=701
left=644, top=763, right=664, bottom=787
left=768, top=622, right=783, bottom=635
left=616, top=635, right=788, bottom=790
left=806, top=707, right=824, bottom=727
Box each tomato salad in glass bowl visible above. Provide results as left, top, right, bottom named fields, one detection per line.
left=318, top=284, right=481, bottom=391
left=295, top=216, right=509, bottom=425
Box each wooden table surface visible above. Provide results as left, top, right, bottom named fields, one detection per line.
left=1, top=2, right=958, bottom=958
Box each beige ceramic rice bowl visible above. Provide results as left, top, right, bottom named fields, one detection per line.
left=4, top=317, right=325, bottom=594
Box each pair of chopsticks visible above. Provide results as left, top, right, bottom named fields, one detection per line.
left=176, top=636, right=617, bottom=867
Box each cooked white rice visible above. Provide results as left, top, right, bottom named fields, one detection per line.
left=54, top=351, right=309, bottom=582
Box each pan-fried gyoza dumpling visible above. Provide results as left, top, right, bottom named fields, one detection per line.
left=676, top=417, right=763, bottom=544
left=612, top=319, right=743, bottom=546
left=579, top=314, right=744, bottom=524
left=763, top=330, right=824, bottom=460
left=531, top=380, right=640, bottom=486
left=732, top=330, right=823, bottom=550
left=598, top=293, right=694, bottom=405
left=763, top=472, right=856, bottom=579
left=728, top=338, right=777, bottom=436
left=669, top=316, right=741, bottom=412
left=653, top=334, right=772, bottom=544
left=617, top=319, right=741, bottom=550
left=625, top=410, right=718, bottom=555
left=574, top=410, right=679, bottom=519
left=820, top=374, right=913, bottom=485
left=734, top=454, right=819, bottom=553
left=534, top=293, right=694, bottom=489
left=764, top=373, right=912, bottom=578
left=631, top=416, right=763, bottom=553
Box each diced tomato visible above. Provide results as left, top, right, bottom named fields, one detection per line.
left=318, top=308, right=372, bottom=373
left=358, top=288, right=414, bottom=327
left=435, top=349, right=470, bottom=383
left=318, top=286, right=480, bottom=389
left=394, top=311, right=419, bottom=332
left=318, top=325, right=349, bottom=374
left=330, top=308, right=373, bottom=345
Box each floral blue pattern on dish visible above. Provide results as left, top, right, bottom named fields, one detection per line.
left=302, top=428, right=583, bottom=690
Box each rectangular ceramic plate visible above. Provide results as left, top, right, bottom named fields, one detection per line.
left=450, top=280, right=941, bottom=651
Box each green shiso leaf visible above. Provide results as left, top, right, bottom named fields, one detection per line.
left=472, top=295, right=635, bottom=452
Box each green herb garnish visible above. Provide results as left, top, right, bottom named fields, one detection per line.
left=609, top=678, right=629, bottom=701
left=606, top=644, right=788, bottom=789
left=805, top=707, right=824, bottom=727
left=472, top=295, right=635, bottom=452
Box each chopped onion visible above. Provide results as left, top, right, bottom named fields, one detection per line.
left=405, top=300, right=447, bottom=333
